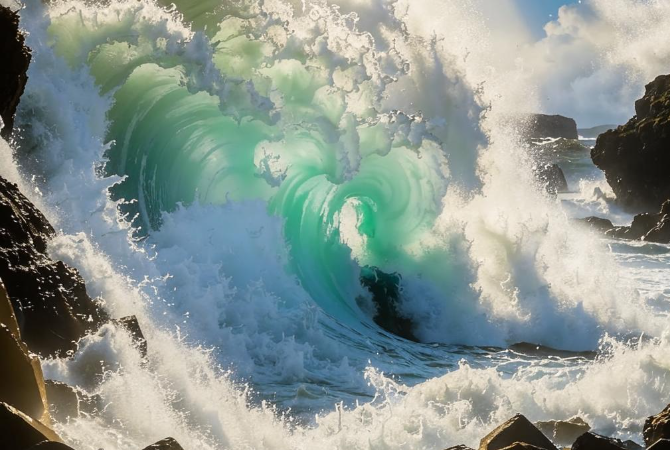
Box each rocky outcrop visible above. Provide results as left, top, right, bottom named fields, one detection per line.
left=536, top=164, right=568, bottom=194
left=479, top=414, right=558, bottom=450
left=0, top=175, right=108, bottom=357
left=142, top=437, right=185, bottom=450
left=592, top=74, right=670, bottom=211
left=27, top=442, right=76, bottom=450
left=526, top=114, right=578, bottom=140
left=645, top=404, right=670, bottom=447
left=577, top=200, right=670, bottom=244
left=0, top=5, right=31, bottom=138
left=535, top=417, right=591, bottom=447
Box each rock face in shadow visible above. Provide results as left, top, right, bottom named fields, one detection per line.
left=479, top=414, right=558, bottom=450
left=0, top=402, right=61, bottom=449
left=0, top=176, right=108, bottom=357
left=0, top=5, right=31, bottom=138
left=526, top=114, right=578, bottom=140
left=592, top=74, right=670, bottom=212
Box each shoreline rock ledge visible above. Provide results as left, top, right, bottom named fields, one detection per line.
left=592, top=74, right=670, bottom=212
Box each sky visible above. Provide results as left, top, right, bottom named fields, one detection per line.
left=514, top=0, right=581, bottom=38
left=473, top=0, right=670, bottom=127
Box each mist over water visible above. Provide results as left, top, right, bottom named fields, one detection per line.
left=2, top=0, right=670, bottom=449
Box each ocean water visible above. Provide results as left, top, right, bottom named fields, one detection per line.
left=1, top=1, right=670, bottom=449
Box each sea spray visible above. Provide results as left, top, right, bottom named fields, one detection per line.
left=1, top=0, right=670, bottom=449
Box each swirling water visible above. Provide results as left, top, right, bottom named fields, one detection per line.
left=2, top=0, right=670, bottom=449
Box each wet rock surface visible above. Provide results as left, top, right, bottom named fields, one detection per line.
left=592, top=74, right=670, bottom=212
left=645, top=404, right=670, bottom=447
left=0, top=175, right=108, bottom=357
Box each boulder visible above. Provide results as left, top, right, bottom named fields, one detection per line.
left=0, top=402, right=61, bottom=449
left=0, top=5, right=31, bottom=138
left=644, top=404, right=670, bottom=447
left=142, top=437, right=185, bottom=450
left=479, top=414, right=558, bottom=450
left=648, top=439, right=670, bottom=450
left=537, top=164, right=568, bottom=194
left=44, top=381, right=79, bottom=423
left=526, top=114, right=578, bottom=140
left=113, top=315, right=147, bottom=358
left=360, top=266, right=418, bottom=342
left=0, top=175, right=108, bottom=357
left=592, top=74, right=670, bottom=211
left=575, top=217, right=615, bottom=234
left=571, top=432, right=628, bottom=450
left=445, top=446, right=474, bottom=450
left=535, top=417, right=591, bottom=447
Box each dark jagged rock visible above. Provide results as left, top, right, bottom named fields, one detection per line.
left=592, top=74, right=670, bottom=211
left=526, top=114, right=578, bottom=140
left=0, top=5, right=31, bottom=138
left=648, top=439, right=670, bottom=450
left=535, top=417, right=591, bottom=447
left=360, top=266, right=418, bottom=342
left=536, top=164, right=568, bottom=194
left=27, top=442, right=76, bottom=450
left=0, top=175, right=108, bottom=357
left=571, top=432, right=629, bottom=450
left=142, top=437, right=185, bottom=450
left=479, top=414, right=558, bottom=450
left=0, top=402, right=62, bottom=449
left=445, top=446, right=474, bottom=450
left=645, top=404, right=670, bottom=447
left=44, top=381, right=79, bottom=423
left=113, top=315, right=147, bottom=358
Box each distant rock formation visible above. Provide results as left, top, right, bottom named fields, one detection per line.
left=577, top=124, right=617, bottom=139
left=576, top=200, right=670, bottom=244
left=526, top=114, right=578, bottom=140
left=592, top=74, right=670, bottom=212
left=0, top=5, right=31, bottom=138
